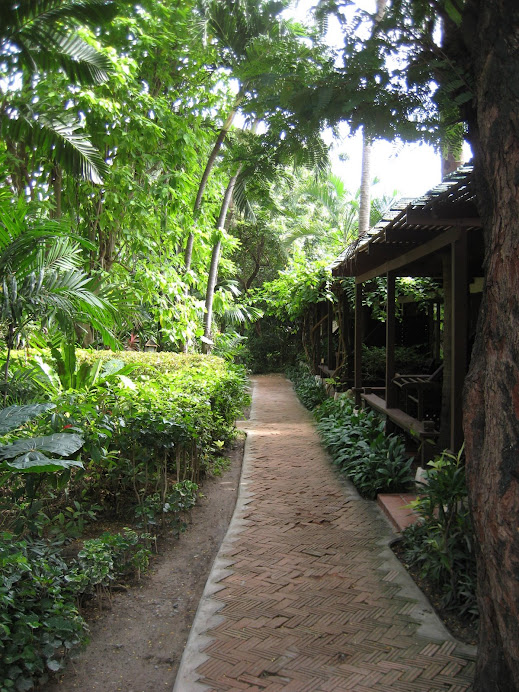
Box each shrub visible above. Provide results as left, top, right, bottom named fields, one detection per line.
left=0, top=351, right=247, bottom=687
left=315, top=394, right=413, bottom=499
left=400, top=448, right=477, bottom=618
left=286, top=364, right=327, bottom=410
left=0, top=534, right=86, bottom=690
left=67, top=528, right=153, bottom=598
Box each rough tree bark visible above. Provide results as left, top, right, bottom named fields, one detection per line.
left=461, top=1, right=519, bottom=688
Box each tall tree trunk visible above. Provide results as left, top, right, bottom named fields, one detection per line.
left=357, top=1, right=385, bottom=237
left=461, top=0, right=519, bottom=688
left=202, top=171, right=240, bottom=353
left=441, top=147, right=462, bottom=180
left=184, top=96, right=242, bottom=273
left=358, top=129, right=372, bottom=235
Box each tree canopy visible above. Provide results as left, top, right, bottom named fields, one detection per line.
left=1, top=1, right=518, bottom=686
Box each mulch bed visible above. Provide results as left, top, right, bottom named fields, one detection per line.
left=391, top=539, right=478, bottom=646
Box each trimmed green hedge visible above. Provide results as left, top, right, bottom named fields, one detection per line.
left=0, top=351, right=249, bottom=689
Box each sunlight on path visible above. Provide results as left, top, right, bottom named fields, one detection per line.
left=174, top=375, right=475, bottom=691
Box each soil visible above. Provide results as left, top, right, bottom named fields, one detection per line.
left=38, top=429, right=475, bottom=692
left=40, top=438, right=244, bottom=692
left=391, top=539, right=479, bottom=647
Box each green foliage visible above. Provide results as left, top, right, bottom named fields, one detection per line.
left=133, top=481, right=198, bottom=534
left=28, top=341, right=137, bottom=396
left=244, top=317, right=301, bottom=373
left=0, top=402, right=83, bottom=479
left=258, top=252, right=334, bottom=322
left=400, top=448, right=477, bottom=618
left=6, top=350, right=248, bottom=524
left=362, top=345, right=428, bottom=383
left=0, top=0, right=119, bottom=182
left=0, top=534, right=86, bottom=690
left=286, top=363, right=328, bottom=410
left=314, top=394, right=413, bottom=499
left=67, top=528, right=152, bottom=596
left=0, top=192, right=119, bottom=383
left=0, top=351, right=246, bottom=689
left=286, top=367, right=412, bottom=499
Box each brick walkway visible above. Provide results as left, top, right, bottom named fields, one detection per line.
left=174, top=375, right=475, bottom=691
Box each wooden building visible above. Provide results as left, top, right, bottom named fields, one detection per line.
left=330, top=164, right=483, bottom=461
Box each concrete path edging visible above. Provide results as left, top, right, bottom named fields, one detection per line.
left=174, top=375, right=475, bottom=691
left=173, top=382, right=258, bottom=691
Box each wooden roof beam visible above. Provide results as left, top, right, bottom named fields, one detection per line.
left=355, top=227, right=463, bottom=284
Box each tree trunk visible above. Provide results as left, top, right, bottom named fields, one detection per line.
left=358, top=128, right=372, bottom=235
left=184, top=98, right=242, bottom=273
left=462, top=1, right=519, bottom=688
left=356, top=0, right=385, bottom=240
left=202, top=171, right=239, bottom=352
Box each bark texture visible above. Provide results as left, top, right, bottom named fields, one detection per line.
left=461, top=1, right=519, bottom=688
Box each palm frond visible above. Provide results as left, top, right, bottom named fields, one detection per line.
left=0, top=110, right=108, bottom=183
left=2, top=0, right=118, bottom=83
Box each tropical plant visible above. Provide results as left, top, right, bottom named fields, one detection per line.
left=286, top=363, right=328, bottom=410
left=27, top=339, right=136, bottom=396
left=0, top=192, right=117, bottom=397
left=313, top=392, right=413, bottom=499
left=401, top=447, right=477, bottom=617
left=0, top=402, right=83, bottom=476
left=0, top=0, right=119, bottom=183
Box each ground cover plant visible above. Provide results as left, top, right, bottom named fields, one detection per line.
left=287, top=365, right=413, bottom=499
left=0, top=349, right=249, bottom=689
left=399, top=447, right=478, bottom=620
left=285, top=364, right=328, bottom=410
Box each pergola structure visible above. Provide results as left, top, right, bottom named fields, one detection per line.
left=331, top=164, right=484, bottom=459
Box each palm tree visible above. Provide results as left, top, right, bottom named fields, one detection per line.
left=184, top=0, right=296, bottom=273
left=358, top=0, right=386, bottom=236
left=0, top=190, right=116, bottom=393
left=358, top=129, right=372, bottom=235
left=0, top=0, right=118, bottom=184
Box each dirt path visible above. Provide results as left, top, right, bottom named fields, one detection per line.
left=41, top=440, right=244, bottom=692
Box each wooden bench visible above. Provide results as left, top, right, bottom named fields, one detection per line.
left=361, top=391, right=439, bottom=464
left=392, top=364, right=443, bottom=420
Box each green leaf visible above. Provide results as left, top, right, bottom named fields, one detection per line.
left=46, top=660, right=62, bottom=673
left=0, top=404, right=55, bottom=434
left=4, top=451, right=83, bottom=473
left=0, top=433, right=84, bottom=460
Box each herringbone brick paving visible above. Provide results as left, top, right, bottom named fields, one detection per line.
left=177, top=375, right=475, bottom=691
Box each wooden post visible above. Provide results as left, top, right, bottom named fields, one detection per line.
left=327, top=301, right=336, bottom=370
left=386, top=271, right=397, bottom=407
left=439, top=251, right=452, bottom=450
left=354, top=282, right=364, bottom=405
left=451, top=234, right=468, bottom=451
left=434, top=301, right=442, bottom=362
left=343, top=290, right=353, bottom=383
